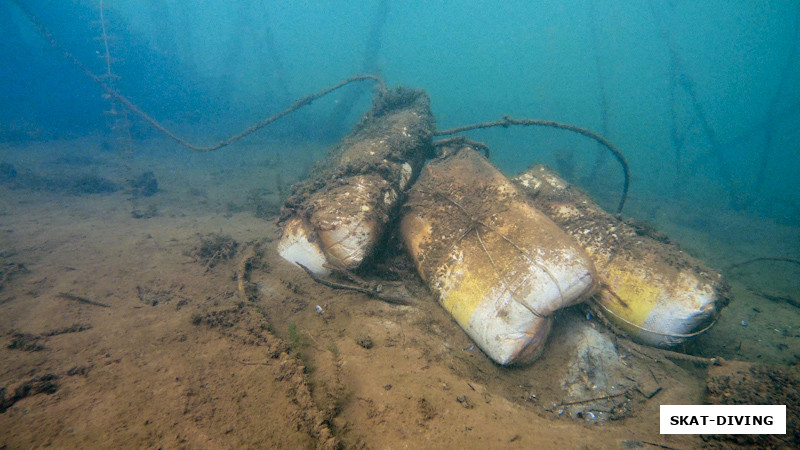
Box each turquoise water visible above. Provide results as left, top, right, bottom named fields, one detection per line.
left=2, top=1, right=799, bottom=348
left=2, top=3, right=800, bottom=446
left=3, top=0, right=798, bottom=222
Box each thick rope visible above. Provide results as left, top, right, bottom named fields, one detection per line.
left=12, top=0, right=385, bottom=152
left=16, top=0, right=628, bottom=214
left=435, top=116, right=630, bottom=214
left=726, top=256, right=800, bottom=272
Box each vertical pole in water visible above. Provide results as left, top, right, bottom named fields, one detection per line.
left=96, top=0, right=132, bottom=152
left=649, top=2, right=739, bottom=210
left=322, top=0, right=390, bottom=138
left=586, top=0, right=611, bottom=187
left=753, top=6, right=800, bottom=204
left=667, top=60, right=683, bottom=196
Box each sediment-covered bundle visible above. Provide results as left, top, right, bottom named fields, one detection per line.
left=513, top=164, right=729, bottom=347
left=278, top=87, right=435, bottom=274
left=400, top=148, right=596, bottom=365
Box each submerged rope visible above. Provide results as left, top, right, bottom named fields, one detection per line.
left=726, top=256, right=800, bottom=272
left=435, top=116, right=630, bottom=214
left=15, top=0, right=629, bottom=213
left=12, top=0, right=385, bottom=152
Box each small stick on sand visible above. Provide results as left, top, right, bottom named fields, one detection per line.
left=237, top=244, right=257, bottom=300
left=296, top=263, right=412, bottom=306
left=57, top=292, right=110, bottom=308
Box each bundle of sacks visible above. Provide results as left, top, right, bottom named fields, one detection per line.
left=278, top=86, right=728, bottom=366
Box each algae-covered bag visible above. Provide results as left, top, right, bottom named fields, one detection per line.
left=400, top=148, right=596, bottom=365
left=278, top=87, right=435, bottom=274
left=513, top=164, right=728, bottom=347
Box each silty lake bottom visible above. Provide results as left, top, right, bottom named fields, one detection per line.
left=1, top=0, right=799, bottom=448
left=0, top=133, right=797, bottom=448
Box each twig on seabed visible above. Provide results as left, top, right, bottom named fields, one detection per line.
left=552, top=391, right=628, bottom=408
left=237, top=244, right=257, bottom=300
left=296, top=263, right=412, bottom=306
left=57, top=292, right=110, bottom=308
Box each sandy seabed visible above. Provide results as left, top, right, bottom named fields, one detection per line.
left=1, top=137, right=798, bottom=449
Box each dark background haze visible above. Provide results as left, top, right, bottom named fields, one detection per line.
left=2, top=0, right=798, bottom=223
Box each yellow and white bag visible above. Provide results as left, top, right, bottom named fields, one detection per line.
left=401, top=148, right=596, bottom=365
left=279, top=87, right=434, bottom=272
left=513, top=164, right=728, bottom=347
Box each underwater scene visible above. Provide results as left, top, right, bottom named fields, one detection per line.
left=1, top=0, right=799, bottom=448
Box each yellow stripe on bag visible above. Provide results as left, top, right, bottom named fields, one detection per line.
left=603, top=268, right=662, bottom=327
left=439, top=257, right=494, bottom=327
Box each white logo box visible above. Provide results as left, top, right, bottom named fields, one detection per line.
left=661, top=405, right=786, bottom=434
